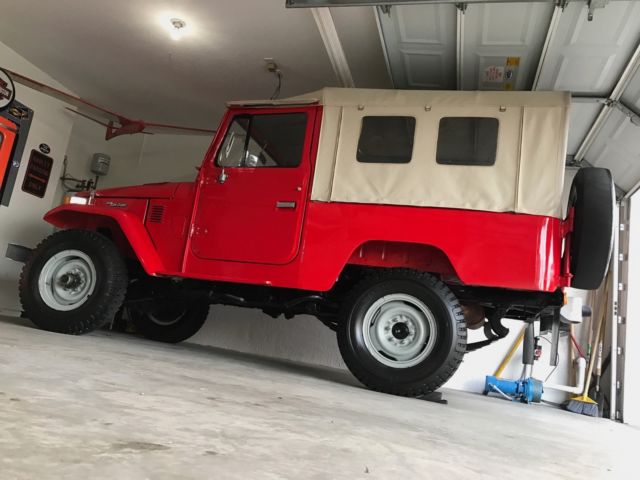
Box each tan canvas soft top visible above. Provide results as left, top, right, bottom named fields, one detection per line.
left=231, top=88, right=570, bottom=219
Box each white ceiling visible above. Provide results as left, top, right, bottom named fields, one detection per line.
left=0, top=0, right=388, bottom=128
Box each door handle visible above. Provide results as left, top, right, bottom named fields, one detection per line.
left=276, top=201, right=296, bottom=209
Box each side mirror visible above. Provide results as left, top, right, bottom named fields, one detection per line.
left=245, top=153, right=260, bottom=168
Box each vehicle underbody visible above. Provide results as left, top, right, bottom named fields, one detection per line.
left=122, top=264, right=564, bottom=352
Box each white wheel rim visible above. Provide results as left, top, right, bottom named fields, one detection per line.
left=361, top=293, right=437, bottom=368
left=38, top=249, right=96, bottom=311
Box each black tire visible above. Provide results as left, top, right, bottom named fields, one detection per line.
left=19, top=229, right=128, bottom=334
left=129, top=301, right=209, bottom=343
left=569, top=168, right=615, bottom=290
left=337, top=269, right=466, bottom=397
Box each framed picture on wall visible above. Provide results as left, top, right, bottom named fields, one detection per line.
left=22, top=149, right=53, bottom=198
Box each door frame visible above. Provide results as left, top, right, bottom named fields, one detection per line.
left=182, top=105, right=322, bottom=271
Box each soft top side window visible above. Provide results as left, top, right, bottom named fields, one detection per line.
left=436, top=117, right=499, bottom=166
left=216, top=112, right=307, bottom=168
left=357, top=116, right=416, bottom=164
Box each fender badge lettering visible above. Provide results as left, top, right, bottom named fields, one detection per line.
left=105, top=201, right=127, bottom=208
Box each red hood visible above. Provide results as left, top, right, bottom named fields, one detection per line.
left=95, top=182, right=182, bottom=199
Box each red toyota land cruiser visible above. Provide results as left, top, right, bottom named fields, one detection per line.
left=19, top=88, right=614, bottom=397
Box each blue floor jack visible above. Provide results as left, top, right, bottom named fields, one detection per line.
left=484, top=376, right=543, bottom=404
left=483, top=305, right=590, bottom=404
left=483, top=322, right=545, bottom=404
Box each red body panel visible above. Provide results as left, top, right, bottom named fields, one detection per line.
left=45, top=204, right=165, bottom=274
left=96, top=182, right=180, bottom=199
left=191, top=106, right=317, bottom=265
left=93, top=197, right=148, bottom=218
left=181, top=202, right=562, bottom=292
left=144, top=183, right=196, bottom=272
left=44, top=105, right=568, bottom=294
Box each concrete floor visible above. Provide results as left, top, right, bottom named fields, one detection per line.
left=0, top=316, right=635, bottom=480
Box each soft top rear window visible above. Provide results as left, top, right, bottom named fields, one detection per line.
left=357, top=116, right=416, bottom=164
left=436, top=117, right=498, bottom=166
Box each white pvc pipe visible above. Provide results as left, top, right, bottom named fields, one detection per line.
left=545, top=357, right=586, bottom=395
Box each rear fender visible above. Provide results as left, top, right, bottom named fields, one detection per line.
left=44, top=205, right=165, bottom=275
left=347, top=240, right=458, bottom=278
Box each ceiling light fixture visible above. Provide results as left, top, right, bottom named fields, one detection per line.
left=169, top=17, right=187, bottom=41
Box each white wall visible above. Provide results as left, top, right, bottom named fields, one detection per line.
left=0, top=41, right=77, bottom=315
left=63, top=117, right=144, bottom=190
left=64, top=125, right=210, bottom=189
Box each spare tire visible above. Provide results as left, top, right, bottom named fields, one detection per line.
left=569, top=168, right=615, bottom=290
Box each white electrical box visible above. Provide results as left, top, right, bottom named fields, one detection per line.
left=91, top=153, right=110, bottom=176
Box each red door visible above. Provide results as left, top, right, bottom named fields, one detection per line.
left=191, top=107, right=317, bottom=265
left=0, top=117, right=17, bottom=190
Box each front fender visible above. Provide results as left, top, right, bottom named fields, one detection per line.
left=44, top=204, right=165, bottom=275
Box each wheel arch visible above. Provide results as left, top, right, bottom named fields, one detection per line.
left=344, top=240, right=459, bottom=280
left=44, top=205, right=165, bottom=275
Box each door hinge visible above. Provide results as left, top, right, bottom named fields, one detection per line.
left=190, top=225, right=207, bottom=237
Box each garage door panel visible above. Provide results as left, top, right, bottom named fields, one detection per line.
left=479, top=4, right=535, bottom=46
left=553, top=54, right=617, bottom=92
left=402, top=51, right=446, bottom=88
left=378, top=4, right=456, bottom=89
left=587, top=108, right=640, bottom=191
left=535, top=2, right=640, bottom=95
left=462, top=3, right=553, bottom=90
left=567, top=101, right=603, bottom=156
left=621, top=67, right=640, bottom=114
left=396, top=5, right=444, bottom=45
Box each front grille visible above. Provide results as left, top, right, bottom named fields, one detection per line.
left=148, top=205, right=165, bottom=223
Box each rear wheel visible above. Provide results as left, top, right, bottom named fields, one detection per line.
left=19, top=230, right=128, bottom=334
left=337, top=269, right=466, bottom=397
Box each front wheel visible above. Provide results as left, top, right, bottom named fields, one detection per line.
left=19, top=229, right=128, bottom=334
left=337, top=270, right=466, bottom=397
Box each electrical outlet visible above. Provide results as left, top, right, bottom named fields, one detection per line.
left=264, top=57, right=278, bottom=73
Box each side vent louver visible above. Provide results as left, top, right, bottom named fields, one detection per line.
left=148, top=205, right=165, bottom=223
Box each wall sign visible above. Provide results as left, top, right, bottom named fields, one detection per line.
left=22, top=150, right=53, bottom=198
left=0, top=68, right=16, bottom=112
left=480, top=56, right=520, bottom=91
